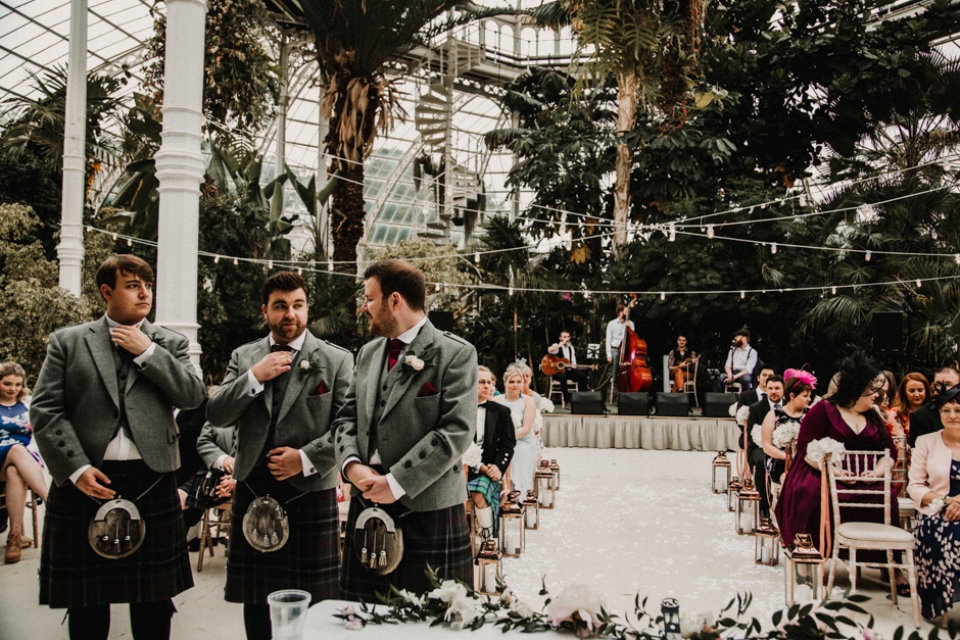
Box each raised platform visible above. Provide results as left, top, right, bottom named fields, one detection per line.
left=541, top=413, right=739, bottom=451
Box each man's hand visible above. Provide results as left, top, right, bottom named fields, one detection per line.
left=266, top=447, right=302, bottom=481
left=481, top=464, right=502, bottom=482
left=607, top=357, right=613, bottom=364
left=76, top=467, right=115, bottom=499
left=360, top=475, right=397, bottom=504
left=222, top=456, right=235, bottom=475
left=250, top=352, right=293, bottom=384
left=217, top=476, right=236, bottom=498
left=110, top=325, right=152, bottom=357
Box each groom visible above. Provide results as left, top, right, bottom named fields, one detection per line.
left=206, top=271, right=352, bottom=640
left=335, top=259, right=478, bottom=600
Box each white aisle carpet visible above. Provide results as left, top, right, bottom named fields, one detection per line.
left=0, top=448, right=933, bottom=638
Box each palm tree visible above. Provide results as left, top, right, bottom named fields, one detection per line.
left=532, top=0, right=709, bottom=256
left=301, top=0, right=511, bottom=266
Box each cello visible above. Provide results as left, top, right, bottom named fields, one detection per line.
left=615, top=295, right=654, bottom=393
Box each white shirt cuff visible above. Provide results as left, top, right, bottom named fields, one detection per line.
left=341, top=455, right=361, bottom=477
left=69, top=464, right=91, bottom=485
left=213, top=454, right=227, bottom=471
left=300, top=449, right=318, bottom=477
left=133, top=342, right=156, bottom=366
left=386, top=473, right=406, bottom=499
left=247, top=369, right=264, bottom=396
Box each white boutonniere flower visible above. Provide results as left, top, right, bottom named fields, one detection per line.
left=404, top=355, right=425, bottom=371
left=300, top=360, right=311, bottom=371
left=401, top=346, right=437, bottom=373
left=298, top=355, right=322, bottom=376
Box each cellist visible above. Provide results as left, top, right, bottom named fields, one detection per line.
left=605, top=304, right=635, bottom=364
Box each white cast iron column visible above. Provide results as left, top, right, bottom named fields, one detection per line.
left=154, top=0, right=207, bottom=373
left=58, top=0, right=87, bottom=296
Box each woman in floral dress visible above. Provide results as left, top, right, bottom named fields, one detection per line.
left=759, top=373, right=814, bottom=496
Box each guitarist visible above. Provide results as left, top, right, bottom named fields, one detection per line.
left=667, top=335, right=697, bottom=393
left=547, top=331, right=588, bottom=406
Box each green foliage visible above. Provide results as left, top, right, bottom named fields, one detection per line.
left=141, top=0, right=280, bottom=141
left=0, top=204, right=90, bottom=382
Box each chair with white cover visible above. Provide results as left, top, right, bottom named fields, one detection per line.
left=890, top=435, right=915, bottom=531
left=824, top=449, right=921, bottom=627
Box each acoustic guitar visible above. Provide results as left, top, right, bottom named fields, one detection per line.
left=540, top=354, right=600, bottom=377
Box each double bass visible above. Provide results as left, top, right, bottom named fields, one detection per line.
left=615, top=295, right=654, bottom=393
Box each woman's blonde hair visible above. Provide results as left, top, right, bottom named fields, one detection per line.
left=503, top=364, right=524, bottom=385
left=0, top=362, right=28, bottom=401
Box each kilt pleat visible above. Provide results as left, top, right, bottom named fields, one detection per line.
left=39, top=460, right=193, bottom=608
left=340, top=498, right=473, bottom=602
left=225, top=471, right=339, bottom=605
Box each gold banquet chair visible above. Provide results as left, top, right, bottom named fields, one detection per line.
left=824, top=449, right=920, bottom=628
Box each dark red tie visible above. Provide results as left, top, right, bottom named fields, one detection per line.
left=387, top=338, right=404, bottom=371
left=272, top=344, right=294, bottom=353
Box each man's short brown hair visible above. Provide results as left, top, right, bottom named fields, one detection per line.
left=363, top=260, right=426, bottom=312
left=96, top=255, right=154, bottom=299
left=262, top=271, right=310, bottom=306
left=616, top=304, right=626, bottom=315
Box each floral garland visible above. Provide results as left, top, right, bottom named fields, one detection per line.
left=334, top=567, right=883, bottom=639
left=806, top=437, right=845, bottom=466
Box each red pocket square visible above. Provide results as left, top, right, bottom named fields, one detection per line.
left=418, top=382, right=438, bottom=397
left=312, top=381, right=326, bottom=396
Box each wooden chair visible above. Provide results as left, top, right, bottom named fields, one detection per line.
left=824, top=449, right=920, bottom=628
left=548, top=379, right=577, bottom=409
left=196, top=502, right=231, bottom=572
left=683, top=357, right=700, bottom=407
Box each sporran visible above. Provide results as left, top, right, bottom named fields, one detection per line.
left=353, top=506, right=403, bottom=575
left=241, top=495, right=291, bottom=552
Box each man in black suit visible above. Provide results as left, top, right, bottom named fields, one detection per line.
left=737, top=365, right=775, bottom=411
left=746, top=375, right=783, bottom=518
left=908, top=367, right=960, bottom=447
left=467, top=366, right=517, bottom=538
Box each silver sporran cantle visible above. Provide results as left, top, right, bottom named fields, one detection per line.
left=242, top=495, right=290, bottom=552
left=353, top=506, right=403, bottom=575
left=87, top=498, right=146, bottom=559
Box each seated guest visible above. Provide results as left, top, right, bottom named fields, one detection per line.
left=177, top=422, right=237, bottom=545
left=495, top=365, right=538, bottom=496
left=760, top=372, right=815, bottom=502
left=722, top=329, right=759, bottom=390
left=890, top=372, right=930, bottom=440
left=747, top=375, right=783, bottom=517
left=775, top=354, right=903, bottom=575
left=735, top=366, right=775, bottom=469
left=547, top=331, right=587, bottom=406
left=667, top=335, right=697, bottom=393
left=0, top=362, right=49, bottom=564
left=908, top=391, right=960, bottom=620
left=468, top=366, right=516, bottom=539
left=910, top=368, right=960, bottom=448
left=520, top=364, right=554, bottom=414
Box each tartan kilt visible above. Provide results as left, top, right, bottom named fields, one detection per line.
left=466, top=473, right=501, bottom=537
left=225, top=469, right=339, bottom=605
left=340, top=498, right=473, bottom=602
left=40, top=460, right=192, bottom=608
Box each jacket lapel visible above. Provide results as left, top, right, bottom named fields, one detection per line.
left=85, top=319, right=120, bottom=410
left=381, top=320, right=437, bottom=420
left=276, top=332, right=312, bottom=423
left=482, top=405, right=498, bottom=452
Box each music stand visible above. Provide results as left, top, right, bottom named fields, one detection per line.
left=586, top=343, right=601, bottom=360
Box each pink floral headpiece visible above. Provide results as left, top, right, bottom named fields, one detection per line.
left=784, top=368, right=817, bottom=388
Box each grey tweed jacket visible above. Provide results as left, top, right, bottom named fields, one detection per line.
left=30, top=317, right=206, bottom=486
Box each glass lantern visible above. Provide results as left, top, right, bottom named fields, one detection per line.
left=499, top=494, right=525, bottom=557
left=661, top=598, right=682, bottom=640
left=476, top=539, right=503, bottom=595
left=523, top=490, right=539, bottom=530
left=736, top=478, right=760, bottom=535
left=783, top=534, right=824, bottom=606
left=549, top=459, right=561, bottom=491
left=727, top=476, right=742, bottom=513
left=535, top=462, right=555, bottom=509
left=754, top=517, right=781, bottom=566
left=712, top=451, right=731, bottom=494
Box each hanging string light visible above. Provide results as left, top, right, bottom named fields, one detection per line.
left=770, top=243, right=777, bottom=255
left=475, top=252, right=480, bottom=264
left=865, top=252, right=872, bottom=262
left=233, top=258, right=238, bottom=266
left=668, top=222, right=676, bottom=242
left=660, top=292, right=665, bottom=301
left=706, top=225, right=715, bottom=239
left=917, top=279, right=922, bottom=288
left=214, top=255, right=220, bottom=264
left=831, top=287, right=837, bottom=295
left=740, top=291, right=745, bottom=299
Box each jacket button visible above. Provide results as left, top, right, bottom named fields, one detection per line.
left=337, top=436, right=342, bottom=443
left=419, top=451, right=426, bottom=459
left=55, top=429, right=63, bottom=435
left=66, top=450, right=74, bottom=457
left=430, top=438, right=438, bottom=446
left=404, top=461, right=412, bottom=468
left=380, top=400, right=386, bottom=407
left=339, top=446, right=344, bottom=453
left=58, top=441, right=65, bottom=447
left=382, top=384, right=388, bottom=391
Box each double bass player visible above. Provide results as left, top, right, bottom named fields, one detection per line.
left=605, top=305, right=634, bottom=364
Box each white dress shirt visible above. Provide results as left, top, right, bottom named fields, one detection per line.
left=244, top=331, right=318, bottom=477
left=725, top=345, right=759, bottom=373
left=605, top=318, right=635, bottom=360
left=548, top=342, right=577, bottom=367
left=69, top=315, right=156, bottom=485
left=476, top=402, right=486, bottom=444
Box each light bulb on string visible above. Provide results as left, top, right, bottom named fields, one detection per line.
left=660, top=292, right=665, bottom=301
left=865, top=251, right=871, bottom=262
left=267, top=260, right=273, bottom=269
left=112, top=233, right=117, bottom=240
left=799, top=194, right=808, bottom=207
left=328, top=260, right=333, bottom=272
left=706, top=225, right=715, bottom=239
left=435, top=283, right=441, bottom=292
left=297, top=268, right=302, bottom=275
left=233, top=258, right=239, bottom=266
left=474, top=252, right=480, bottom=264
left=668, top=223, right=676, bottom=242
left=126, top=239, right=132, bottom=246
left=917, top=279, right=922, bottom=288
left=831, top=287, right=837, bottom=295
left=740, top=291, right=745, bottom=299
left=770, top=243, right=777, bottom=255
left=955, top=254, right=960, bottom=265
left=85, top=226, right=93, bottom=232
left=214, top=255, right=220, bottom=264
left=507, top=286, right=514, bottom=296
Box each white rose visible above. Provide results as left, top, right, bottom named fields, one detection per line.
left=405, top=355, right=425, bottom=371
left=511, top=599, right=535, bottom=619
left=300, top=360, right=311, bottom=370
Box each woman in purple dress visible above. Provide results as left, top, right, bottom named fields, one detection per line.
left=775, top=354, right=902, bottom=573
